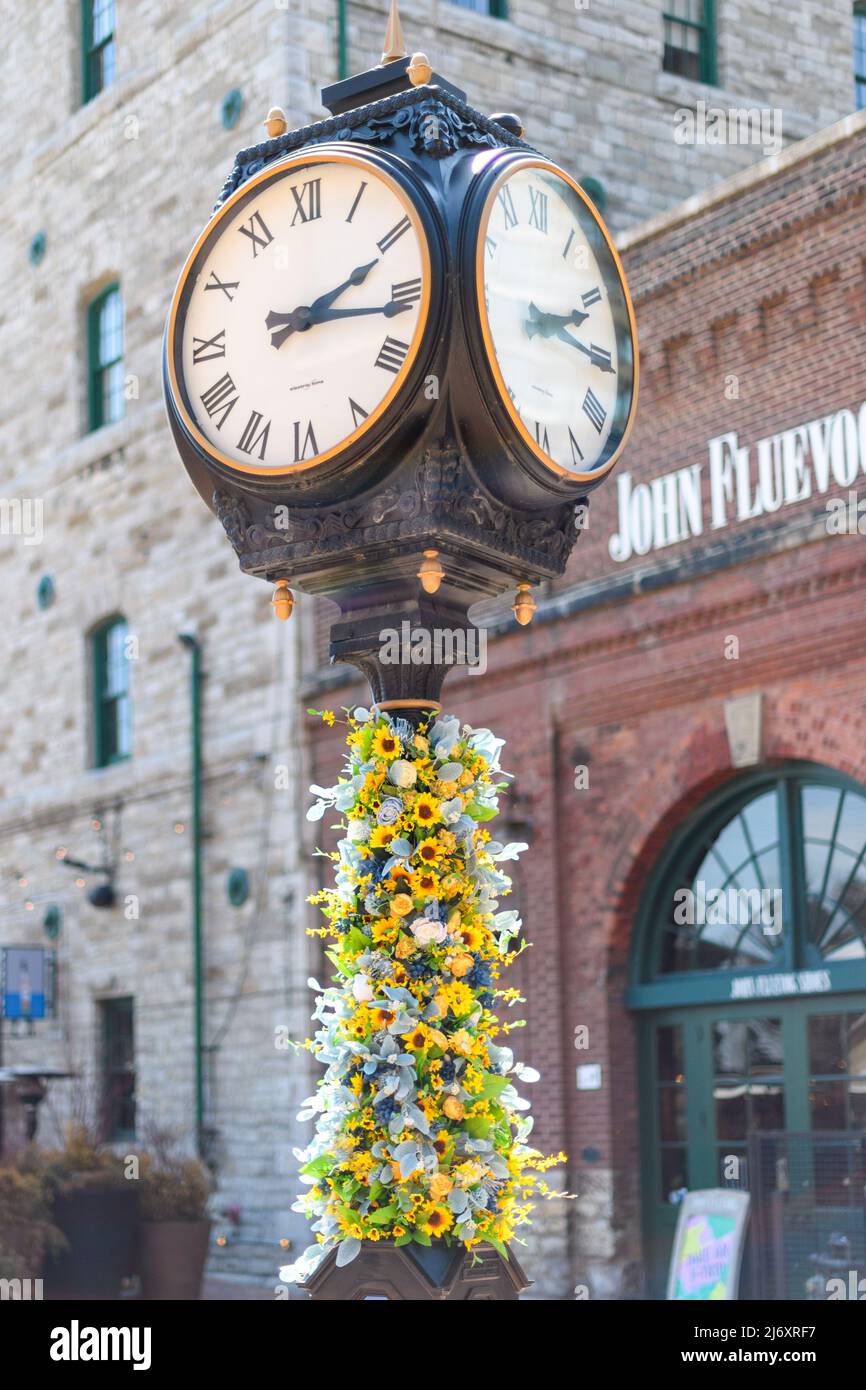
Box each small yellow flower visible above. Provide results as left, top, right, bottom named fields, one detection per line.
left=322, top=710, right=335, bottom=727
left=410, top=868, right=440, bottom=896
left=395, top=934, right=417, bottom=960
left=391, top=893, right=414, bottom=918
left=393, top=1225, right=406, bottom=1238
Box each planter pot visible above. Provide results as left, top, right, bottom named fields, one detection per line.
left=300, top=1239, right=531, bottom=1300
left=139, top=1219, right=211, bottom=1300
left=44, top=1185, right=139, bottom=1300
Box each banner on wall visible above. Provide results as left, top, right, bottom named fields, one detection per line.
left=0, top=946, right=54, bottom=1020
left=666, top=1188, right=751, bottom=1301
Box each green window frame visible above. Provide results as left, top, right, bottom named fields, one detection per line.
left=855, top=3, right=866, bottom=110
left=662, top=0, right=717, bottom=85
left=100, top=997, right=135, bottom=1142
left=448, top=0, right=507, bottom=16
left=81, top=0, right=117, bottom=104
left=91, top=615, right=131, bottom=768
left=628, top=764, right=866, bottom=1010
left=86, top=283, right=124, bottom=432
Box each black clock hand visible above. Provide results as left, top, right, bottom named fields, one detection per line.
left=266, top=260, right=379, bottom=348
left=524, top=301, right=589, bottom=339
left=554, top=328, right=615, bottom=372
left=309, top=301, right=413, bottom=324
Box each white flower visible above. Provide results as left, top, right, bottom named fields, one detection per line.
left=346, top=818, right=370, bottom=843
left=388, top=759, right=417, bottom=788
left=411, top=916, right=447, bottom=946
left=352, top=974, right=374, bottom=1002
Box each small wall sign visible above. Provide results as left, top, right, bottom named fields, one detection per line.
left=576, top=1063, right=602, bottom=1091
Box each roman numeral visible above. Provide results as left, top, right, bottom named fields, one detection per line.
left=346, top=181, right=368, bottom=223
left=589, top=343, right=614, bottom=373
left=205, top=270, right=239, bottom=302
left=390, top=278, right=422, bottom=306
left=200, top=373, right=239, bottom=430
left=377, top=216, right=411, bottom=254
left=533, top=420, right=550, bottom=453
left=485, top=235, right=497, bottom=259
left=562, top=230, right=575, bottom=260
left=582, top=388, right=606, bottom=434
left=582, top=287, right=602, bottom=308
left=192, top=328, right=226, bottom=364
left=497, top=186, right=518, bottom=229
left=237, top=410, right=271, bottom=460
left=237, top=210, right=274, bottom=257
left=568, top=427, right=584, bottom=464
left=528, top=187, right=548, bottom=233
left=289, top=178, right=322, bottom=226
left=293, top=419, right=319, bottom=461
left=349, top=398, right=369, bottom=428
left=374, top=336, right=409, bottom=374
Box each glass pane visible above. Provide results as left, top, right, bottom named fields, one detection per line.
left=850, top=1082, right=866, bottom=1128
left=92, top=0, right=115, bottom=46
left=750, top=1084, right=784, bottom=1131
left=717, top=1147, right=748, bottom=1188
left=656, top=1024, right=684, bottom=1083
left=659, top=1086, right=686, bottom=1143
left=660, top=1147, right=688, bottom=1202
left=714, top=1020, right=750, bottom=1077
left=749, top=1018, right=783, bottom=1076
left=715, top=1085, right=747, bottom=1141
left=105, top=621, right=128, bottom=697
left=849, top=1013, right=866, bottom=1077
left=810, top=1081, right=847, bottom=1130
left=98, top=289, right=124, bottom=369
left=804, top=784, right=866, bottom=961
left=808, top=1014, right=847, bottom=1077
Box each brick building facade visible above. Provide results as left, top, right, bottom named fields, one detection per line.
left=306, top=109, right=866, bottom=1297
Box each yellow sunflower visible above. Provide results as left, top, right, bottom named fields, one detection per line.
left=402, top=1022, right=429, bottom=1051
left=419, top=1204, right=454, bottom=1238
left=410, top=867, right=440, bottom=896
left=415, top=836, right=446, bottom=865
left=371, top=728, right=401, bottom=761
left=369, top=825, right=397, bottom=851
left=412, top=793, right=440, bottom=829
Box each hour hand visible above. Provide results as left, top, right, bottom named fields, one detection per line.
left=266, top=260, right=380, bottom=348
left=555, top=328, right=615, bottom=372
left=524, top=302, right=589, bottom=339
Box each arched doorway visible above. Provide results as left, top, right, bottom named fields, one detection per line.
left=627, top=763, right=866, bottom=1297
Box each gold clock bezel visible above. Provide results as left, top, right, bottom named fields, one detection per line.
left=166, top=148, right=433, bottom=478
left=474, top=157, right=639, bottom=486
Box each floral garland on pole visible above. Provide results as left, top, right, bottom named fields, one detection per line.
left=282, top=706, right=565, bottom=1284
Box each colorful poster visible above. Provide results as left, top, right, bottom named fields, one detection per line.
left=666, top=1189, right=750, bottom=1301
left=1, top=946, right=49, bottom=1020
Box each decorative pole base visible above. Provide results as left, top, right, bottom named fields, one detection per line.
left=300, top=1240, right=531, bottom=1300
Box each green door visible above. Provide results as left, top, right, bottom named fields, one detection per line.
left=629, top=765, right=866, bottom=1298
left=639, top=996, right=866, bottom=1297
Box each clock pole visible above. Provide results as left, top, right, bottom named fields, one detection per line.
left=164, top=3, right=637, bottom=1298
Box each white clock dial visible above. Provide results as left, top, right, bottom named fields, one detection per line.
left=478, top=163, right=636, bottom=480
left=170, top=155, right=430, bottom=474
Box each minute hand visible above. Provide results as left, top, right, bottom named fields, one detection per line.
left=556, top=329, right=615, bottom=372
left=308, top=301, right=412, bottom=325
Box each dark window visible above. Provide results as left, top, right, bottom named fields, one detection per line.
left=449, top=0, right=507, bottom=14
left=91, top=616, right=132, bottom=767
left=100, top=997, right=135, bottom=1141
left=87, top=284, right=124, bottom=432
left=855, top=3, right=866, bottom=109
left=82, top=0, right=116, bottom=103
left=663, top=0, right=716, bottom=84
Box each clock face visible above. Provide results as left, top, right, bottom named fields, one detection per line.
left=168, top=153, right=431, bottom=474
left=476, top=162, right=637, bottom=482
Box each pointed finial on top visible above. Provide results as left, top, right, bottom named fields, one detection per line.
left=381, top=0, right=406, bottom=63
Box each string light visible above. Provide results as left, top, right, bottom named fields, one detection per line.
left=74, top=877, right=86, bottom=888
left=56, top=848, right=67, bottom=860
left=174, top=823, right=185, bottom=834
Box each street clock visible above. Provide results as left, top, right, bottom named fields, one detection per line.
left=163, top=44, right=639, bottom=705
